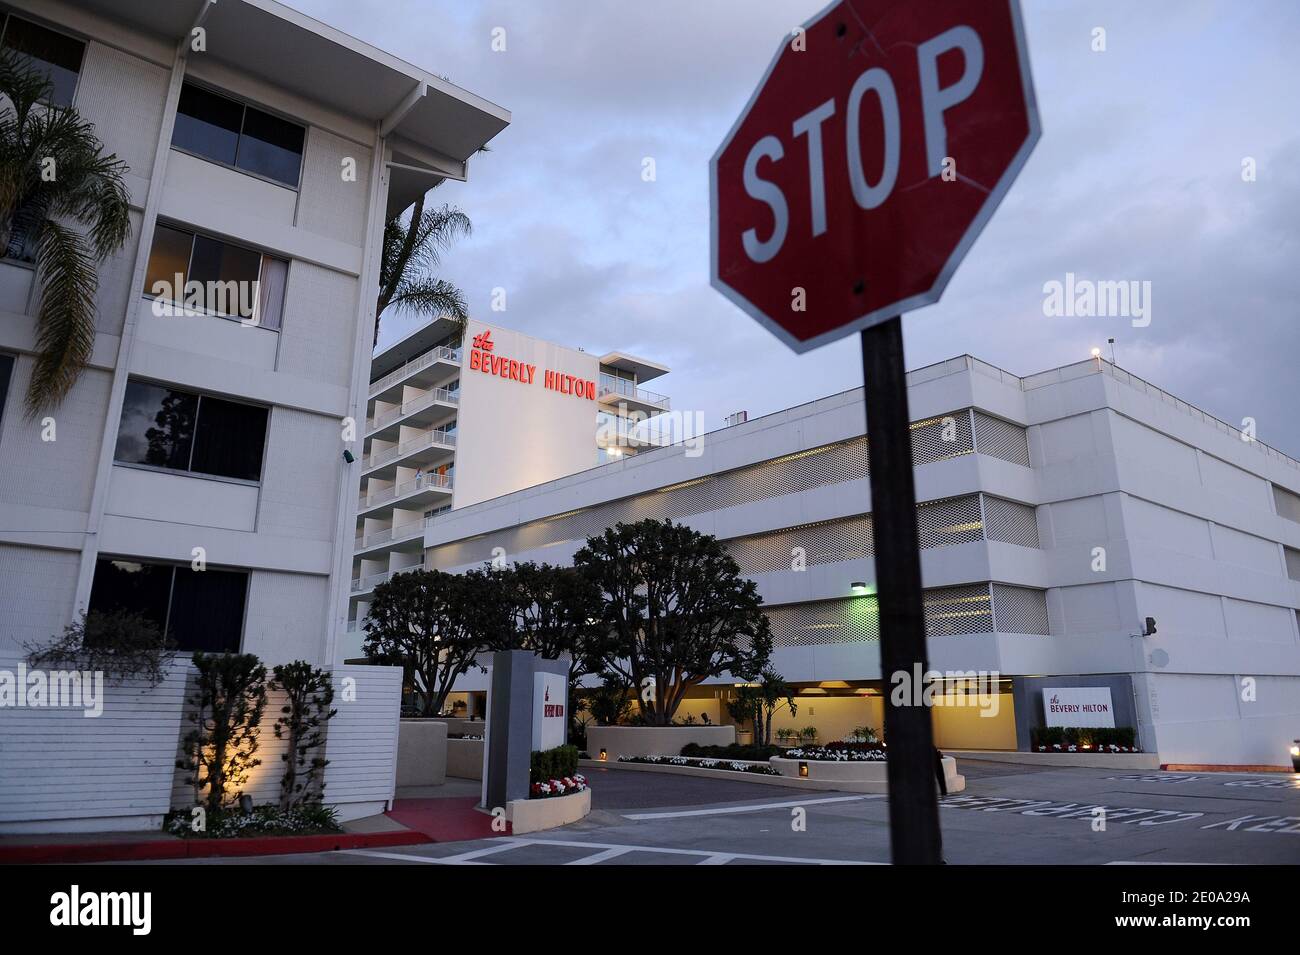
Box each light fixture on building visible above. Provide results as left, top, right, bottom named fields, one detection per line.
left=798, top=761, right=809, bottom=778
left=850, top=581, right=871, bottom=595
left=239, top=794, right=254, bottom=814
left=1090, top=347, right=1102, bottom=358
left=342, top=449, right=355, bottom=464
left=598, top=748, right=607, bottom=761
left=1290, top=741, right=1299, bottom=772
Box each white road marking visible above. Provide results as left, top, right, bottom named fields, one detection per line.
left=565, top=846, right=633, bottom=865
left=622, top=793, right=883, bottom=820
left=352, top=836, right=884, bottom=866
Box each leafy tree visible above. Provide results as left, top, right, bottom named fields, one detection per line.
left=270, top=661, right=337, bottom=810
left=579, top=677, right=635, bottom=727
left=375, top=193, right=471, bottom=347
left=726, top=669, right=797, bottom=747
left=492, top=561, right=609, bottom=741
left=0, top=49, right=131, bottom=413
left=574, top=519, right=772, bottom=726
left=362, top=567, right=505, bottom=717
left=177, top=652, right=268, bottom=813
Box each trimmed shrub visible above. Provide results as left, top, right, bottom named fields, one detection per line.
left=1030, top=726, right=1138, bottom=750
left=530, top=744, right=579, bottom=783
left=680, top=742, right=782, bottom=761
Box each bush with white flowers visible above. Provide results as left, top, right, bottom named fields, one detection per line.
left=530, top=773, right=588, bottom=799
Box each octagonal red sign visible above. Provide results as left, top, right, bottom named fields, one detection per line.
left=710, top=0, right=1040, bottom=353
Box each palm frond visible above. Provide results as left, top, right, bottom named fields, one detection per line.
left=26, top=220, right=98, bottom=415
left=388, top=276, right=468, bottom=324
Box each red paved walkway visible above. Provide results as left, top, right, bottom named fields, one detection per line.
left=385, top=797, right=510, bottom=841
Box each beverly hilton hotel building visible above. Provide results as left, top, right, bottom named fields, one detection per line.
left=423, top=355, right=1300, bottom=768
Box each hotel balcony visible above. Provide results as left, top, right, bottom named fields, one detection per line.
left=356, top=469, right=453, bottom=518
left=365, top=386, right=459, bottom=441
left=368, top=345, right=461, bottom=403
left=353, top=518, right=427, bottom=557
left=597, top=374, right=671, bottom=416
left=361, top=427, right=457, bottom=480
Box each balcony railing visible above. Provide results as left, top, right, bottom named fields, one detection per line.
left=354, top=519, right=426, bottom=550
left=598, top=374, right=669, bottom=408
left=357, top=470, right=453, bottom=510
left=368, top=345, right=460, bottom=397
left=367, top=387, right=459, bottom=431
left=362, top=428, right=457, bottom=471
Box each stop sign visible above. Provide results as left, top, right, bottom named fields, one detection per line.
left=710, top=0, right=1040, bottom=353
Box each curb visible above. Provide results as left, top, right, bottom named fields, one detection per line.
left=0, top=829, right=431, bottom=865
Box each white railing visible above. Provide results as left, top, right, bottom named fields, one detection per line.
left=354, top=520, right=426, bottom=550
left=362, top=428, right=457, bottom=470
left=598, top=374, right=669, bottom=408
left=367, top=387, right=459, bottom=431
left=368, top=345, right=460, bottom=396
left=357, top=470, right=453, bottom=510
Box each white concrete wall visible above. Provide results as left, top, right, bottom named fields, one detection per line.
left=452, top=319, right=601, bottom=509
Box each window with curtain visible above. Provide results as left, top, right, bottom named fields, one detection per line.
left=143, top=223, right=288, bottom=327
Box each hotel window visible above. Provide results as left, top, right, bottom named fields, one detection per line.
left=0, top=13, right=85, bottom=107
left=143, top=223, right=288, bottom=328
left=171, top=82, right=305, bottom=187
left=88, top=557, right=248, bottom=653
left=0, top=353, right=13, bottom=426
left=114, top=380, right=269, bottom=482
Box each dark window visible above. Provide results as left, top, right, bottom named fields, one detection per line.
left=115, top=380, right=268, bottom=482
left=191, top=395, right=268, bottom=481
left=0, top=15, right=85, bottom=108
left=115, top=381, right=197, bottom=471
left=171, top=82, right=304, bottom=187
left=0, top=354, right=12, bottom=420
left=167, top=565, right=248, bottom=653
left=171, top=83, right=243, bottom=166
left=237, top=106, right=305, bottom=186
left=87, top=559, right=174, bottom=635
left=143, top=224, right=287, bottom=325
left=88, top=557, right=246, bottom=653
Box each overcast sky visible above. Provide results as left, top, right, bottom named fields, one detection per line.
left=295, top=0, right=1300, bottom=458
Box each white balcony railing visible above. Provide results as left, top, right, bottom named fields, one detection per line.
left=362, top=428, right=457, bottom=471
left=598, top=374, right=669, bottom=408
left=354, top=520, right=426, bottom=550
left=368, top=345, right=460, bottom=397
left=367, top=387, right=459, bottom=432
left=357, top=470, right=453, bottom=511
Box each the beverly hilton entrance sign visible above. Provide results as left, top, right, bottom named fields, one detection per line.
left=710, top=0, right=1039, bottom=864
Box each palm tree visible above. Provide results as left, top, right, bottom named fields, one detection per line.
left=375, top=191, right=472, bottom=347
left=0, top=50, right=131, bottom=415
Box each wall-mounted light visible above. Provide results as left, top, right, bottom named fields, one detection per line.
left=798, top=761, right=809, bottom=778
left=1290, top=740, right=1299, bottom=772
left=342, top=449, right=355, bottom=464
left=1090, top=347, right=1101, bottom=358
left=598, top=748, right=607, bottom=761
left=850, top=581, right=872, bottom=595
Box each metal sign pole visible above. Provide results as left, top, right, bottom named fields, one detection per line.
left=860, top=316, right=943, bottom=865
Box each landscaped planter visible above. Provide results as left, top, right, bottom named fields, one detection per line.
left=506, top=788, right=591, bottom=834
left=585, top=725, right=735, bottom=761
left=446, top=737, right=484, bottom=779
left=770, top=755, right=965, bottom=794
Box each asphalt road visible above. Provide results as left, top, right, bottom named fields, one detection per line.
left=145, top=760, right=1300, bottom=865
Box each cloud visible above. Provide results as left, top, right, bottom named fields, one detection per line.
left=306, top=0, right=1300, bottom=457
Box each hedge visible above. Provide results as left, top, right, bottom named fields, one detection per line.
left=530, top=744, right=579, bottom=783
left=1030, top=726, right=1137, bottom=749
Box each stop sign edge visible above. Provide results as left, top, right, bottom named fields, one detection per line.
left=709, top=0, right=1042, bottom=355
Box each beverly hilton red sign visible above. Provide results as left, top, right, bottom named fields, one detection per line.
left=468, top=329, right=596, bottom=400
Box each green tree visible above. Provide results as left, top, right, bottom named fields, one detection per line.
left=177, top=652, right=268, bottom=813
left=375, top=192, right=471, bottom=347
left=726, top=669, right=797, bottom=747
left=0, top=49, right=131, bottom=413
left=362, top=567, right=504, bottom=716
left=270, top=661, right=337, bottom=810
left=574, top=519, right=772, bottom=726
